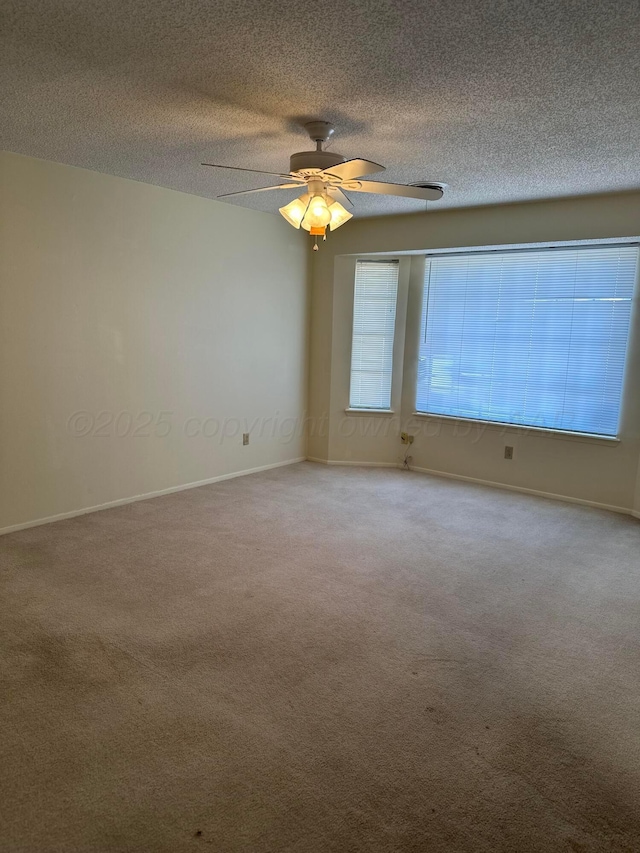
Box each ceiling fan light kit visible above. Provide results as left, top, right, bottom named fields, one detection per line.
left=279, top=175, right=353, bottom=249
left=202, top=121, right=445, bottom=250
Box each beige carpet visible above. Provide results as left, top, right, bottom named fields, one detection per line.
left=1, top=462, right=639, bottom=852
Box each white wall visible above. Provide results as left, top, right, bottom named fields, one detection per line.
left=309, top=193, right=640, bottom=513
left=0, top=151, right=308, bottom=532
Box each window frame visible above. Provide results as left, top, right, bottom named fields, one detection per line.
left=410, top=242, right=639, bottom=442
left=347, top=258, right=404, bottom=412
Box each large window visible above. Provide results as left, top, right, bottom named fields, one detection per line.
left=349, top=260, right=399, bottom=410
left=416, top=245, right=638, bottom=436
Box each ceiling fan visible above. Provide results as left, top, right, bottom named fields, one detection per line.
left=202, top=121, right=445, bottom=250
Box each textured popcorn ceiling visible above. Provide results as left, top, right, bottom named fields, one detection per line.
left=1, top=0, right=639, bottom=217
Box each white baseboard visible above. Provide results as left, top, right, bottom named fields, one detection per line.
left=408, top=464, right=633, bottom=516
left=306, top=457, right=401, bottom=469
left=0, top=457, right=306, bottom=536
left=306, top=456, right=636, bottom=516
left=6, top=456, right=633, bottom=535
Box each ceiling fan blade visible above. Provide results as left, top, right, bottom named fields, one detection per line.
left=202, top=163, right=305, bottom=183
left=326, top=186, right=354, bottom=208
left=345, top=181, right=445, bottom=201
left=320, top=158, right=385, bottom=181
left=217, top=183, right=303, bottom=199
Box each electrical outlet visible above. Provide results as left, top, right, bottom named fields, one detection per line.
left=243, top=433, right=249, bottom=446
left=504, top=445, right=514, bottom=460
left=400, top=432, right=415, bottom=445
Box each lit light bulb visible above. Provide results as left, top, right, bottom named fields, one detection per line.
left=301, top=194, right=332, bottom=230
left=279, top=193, right=310, bottom=229
left=327, top=201, right=353, bottom=231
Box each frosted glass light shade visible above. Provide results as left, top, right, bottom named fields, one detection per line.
left=328, top=201, right=353, bottom=230
left=301, top=194, right=331, bottom=230
left=279, top=194, right=310, bottom=228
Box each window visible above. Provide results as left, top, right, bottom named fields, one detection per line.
left=416, top=245, right=638, bottom=436
left=349, top=260, right=399, bottom=410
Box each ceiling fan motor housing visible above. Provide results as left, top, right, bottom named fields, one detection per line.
left=289, top=150, right=346, bottom=175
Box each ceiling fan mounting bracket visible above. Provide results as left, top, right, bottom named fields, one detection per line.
left=303, top=120, right=335, bottom=146
left=290, top=121, right=344, bottom=173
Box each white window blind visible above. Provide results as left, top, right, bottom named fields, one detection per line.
left=350, top=260, right=399, bottom=409
left=416, top=245, right=637, bottom=436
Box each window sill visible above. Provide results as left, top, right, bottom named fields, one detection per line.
left=411, top=412, right=621, bottom=445
left=345, top=408, right=396, bottom=416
